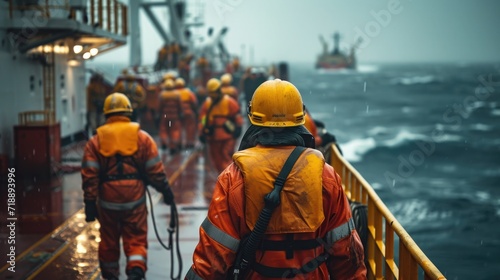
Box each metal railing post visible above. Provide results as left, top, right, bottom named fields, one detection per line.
left=114, top=0, right=118, bottom=33
left=106, top=0, right=111, bottom=32
left=122, top=4, right=128, bottom=35
left=98, top=0, right=103, bottom=28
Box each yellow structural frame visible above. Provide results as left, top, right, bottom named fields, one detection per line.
left=327, top=145, right=446, bottom=280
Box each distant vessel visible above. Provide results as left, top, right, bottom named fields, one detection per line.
left=316, top=32, right=360, bottom=70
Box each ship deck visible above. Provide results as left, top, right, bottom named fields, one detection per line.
left=0, top=141, right=218, bottom=280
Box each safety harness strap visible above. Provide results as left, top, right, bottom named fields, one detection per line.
left=252, top=252, right=329, bottom=279
left=100, top=173, right=142, bottom=182
left=260, top=237, right=322, bottom=252
left=99, top=154, right=142, bottom=183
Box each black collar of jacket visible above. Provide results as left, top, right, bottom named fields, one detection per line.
left=238, top=124, right=315, bottom=151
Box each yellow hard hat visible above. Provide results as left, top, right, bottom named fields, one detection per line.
left=163, top=72, right=176, bottom=81
left=103, top=92, right=133, bottom=115
left=220, top=73, right=232, bottom=85
left=175, top=77, right=186, bottom=88
left=248, top=79, right=305, bottom=127
left=206, top=78, right=221, bottom=93
left=163, top=79, right=175, bottom=90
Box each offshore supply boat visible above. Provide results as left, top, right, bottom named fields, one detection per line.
left=0, top=1, right=445, bottom=279
left=315, top=32, right=360, bottom=70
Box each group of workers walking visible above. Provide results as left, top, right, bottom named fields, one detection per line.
left=83, top=64, right=365, bottom=279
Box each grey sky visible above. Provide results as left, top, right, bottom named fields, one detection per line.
left=94, top=0, right=500, bottom=65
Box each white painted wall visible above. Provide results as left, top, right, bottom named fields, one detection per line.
left=0, top=46, right=88, bottom=157
left=0, top=47, right=44, bottom=156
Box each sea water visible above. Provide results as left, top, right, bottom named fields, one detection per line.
left=89, top=61, right=500, bottom=279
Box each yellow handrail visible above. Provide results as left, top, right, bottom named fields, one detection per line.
left=326, top=144, right=446, bottom=280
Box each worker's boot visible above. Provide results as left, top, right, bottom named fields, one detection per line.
left=101, top=271, right=119, bottom=280
left=127, top=267, right=145, bottom=280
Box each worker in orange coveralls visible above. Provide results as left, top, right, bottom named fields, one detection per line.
left=198, top=78, right=243, bottom=173
left=175, top=77, right=198, bottom=149
left=81, top=93, right=174, bottom=280
left=113, top=74, right=146, bottom=122
left=86, top=73, right=111, bottom=133
left=304, top=108, right=323, bottom=148
left=158, top=79, right=183, bottom=154
left=185, top=79, right=366, bottom=280
left=220, top=73, right=239, bottom=102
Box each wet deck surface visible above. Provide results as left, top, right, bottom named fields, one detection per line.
left=0, top=142, right=218, bottom=279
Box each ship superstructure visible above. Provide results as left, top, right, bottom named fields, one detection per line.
left=0, top=0, right=127, bottom=156
left=316, top=32, right=360, bottom=70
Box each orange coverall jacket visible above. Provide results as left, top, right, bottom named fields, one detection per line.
left=178, top=87, right=198, bottom=118
left=221, top=85, right=239, bottom=101
left=81, top=116, right=168, bottom=205
left=186, top=145, right=366, bottom=280
left=304, top=112, right=322, bottom=148
left=114, top=80, right=146, bottom=109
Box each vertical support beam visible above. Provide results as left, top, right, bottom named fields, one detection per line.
left=98, top=0, right=103, bottom=28
left=114, top=0, right=118, bottom=34
left=45, top=0, right=50, bottom=18
left=142, top=5, right=170, bottom=43
left=351, top=176, right=358, bottom=202
left=129, top=0, right=141, bottom=66
left=122, top=4, right=128, bottom=36
left=90, top=0, right=95, bottom=26
left=107, top=0, right=111, bottom=32
left=385, top=221, right=395, bottom=280
left=374, top=209, right=383, bottom=279
left=9, top=0, right=13, bottom=19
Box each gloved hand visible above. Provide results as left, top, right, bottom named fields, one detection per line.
left=233, top=126, right=242, bottom=138
left=162, top=186, right=175, bottom=205
left=199, top=135, right=206, bottom=144
left=84, top=200, right=98, bottom=222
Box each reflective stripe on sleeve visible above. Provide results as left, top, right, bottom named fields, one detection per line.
left=127, top=254, right=147, bottom=263
left=326, top=218, right=356, bottom=244
left=185, top=267, right=204, bottom=280
left=201, top=217, right=240, bottom=251
left=82, top=160, right=100, bottom=169
left=145, top=155, right=161, bottom=169
left=99, top=195, right=146, bottom=211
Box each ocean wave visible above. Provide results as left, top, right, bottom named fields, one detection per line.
left=367, top=126, right=389, bottom=136
left=316, top=64, right=379, bottom=75
left=435, top=123, right=462, bottom=132
left=482, top=168, right=500, bottom=177
left=340, top=137, right=377, bottom=162
left=391, top=199, right=452, bottom=228
left=432, top=133, right=463, bottom=143
left=357, top=65, right=379, bottom=73
left=339, top=130, right=464, bottom=162
left=432, top=133, right=462, bottom=143
left=391, top=75, right=438, bottom=85
left=382, top=130, right=428, bottom=147
left=315, top=82, right=329, bottom=89
left=470, top=123, right=492, bottom=131
left=491, top=109, right=500, bottom=116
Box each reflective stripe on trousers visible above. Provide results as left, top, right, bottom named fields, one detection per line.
left=99, top=195, right=146, bottom=211
left=128, top=254, right=147, bottom=263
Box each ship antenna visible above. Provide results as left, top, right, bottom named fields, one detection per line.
left=332, top=32, right=340, bottom=55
